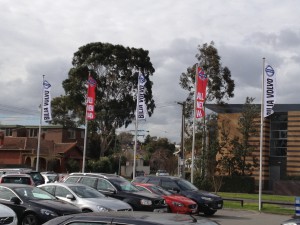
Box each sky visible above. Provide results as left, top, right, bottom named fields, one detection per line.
left=0, top=0, right=300, bottom=143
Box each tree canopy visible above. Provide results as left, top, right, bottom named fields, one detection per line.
left=51, top=42, right=156, bottom=157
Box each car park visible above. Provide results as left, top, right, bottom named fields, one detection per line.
left=38, top=182, right=133, bottom=212
left=43, top=211, right=221, bottom=225
left=0, top=183, right=81, bottom=225
left=0, top=173, right=35, bottom=186
left=0, top=203, right=18, bottom=225
left=134, top=182, right=198, bottom=214
left=63, top=173, right=167, bottom=212
left=132, top=175, right=223, bottom=216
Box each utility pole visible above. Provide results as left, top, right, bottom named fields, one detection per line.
left=177, top=101, right=185, bottom=178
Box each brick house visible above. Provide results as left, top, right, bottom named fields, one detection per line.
left=0, top=125, right=85, bottom=173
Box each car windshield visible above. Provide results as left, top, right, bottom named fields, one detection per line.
left=110, top=178, right=140, bottom=192
left=69, top=185, right=106, bottom=198
left=176, top=179, right=198, bottom=191
left=148, top=185, right=171, bottom=196
left=46, top=175, right=58, bottom=182
left=15, top=186, right=56, bottom=200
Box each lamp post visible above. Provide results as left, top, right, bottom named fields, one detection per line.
left=177, top=101, right=185, bottom=178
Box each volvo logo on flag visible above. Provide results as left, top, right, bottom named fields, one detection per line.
left=265, top=65, right=275, bottom=77
left=43, top=80, right=51, bottom=89
left=198, top=68, right=207, bottom=80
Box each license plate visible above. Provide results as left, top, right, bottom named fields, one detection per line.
left=153, top=208, right=167, bottom=213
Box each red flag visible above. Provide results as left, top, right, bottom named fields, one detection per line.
left=86, top=75, right=97, bottom=120
left=195, top=67, right=208, bottom=118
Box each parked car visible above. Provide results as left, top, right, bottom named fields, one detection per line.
left=0, top=203, right=18, bottom=225
left=134, top=182, right=198, bottom=214
left=43, top=211, right=221, bottom=225
left=63, top=173, right=167, bottom=212
left=281, top=217, right=300, bottom=225
left=0, top=168, right=45, bottom=186
left=41, top=172, right=59, bottom=183
left=156, top=170, right=169, bottom=176
left=38, top=182, right=133, bottom=212
left=131, top=175, right=223, bottom=216
left=0, top=173, right=35, bottom=186
left=0, top=183, right=81, bottom=225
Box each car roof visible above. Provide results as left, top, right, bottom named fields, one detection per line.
left=1, top=173, right=32, bottom=177
left=69, top=172, right=124, bottom=179
left=39, top=182, right=87, bottom=188
left=43, top=211, right=219, bottom=225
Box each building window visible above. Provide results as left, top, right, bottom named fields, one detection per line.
left=68, top=129, right=76, bottom=139
left=29, top=129, right=38, bottom=137
left=269, top=113, right=287, bottom=156
left=81, top=131, right=85, bottom=139
left=5, top=128, right=12, bottom=136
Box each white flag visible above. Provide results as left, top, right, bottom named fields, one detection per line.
left=137, top=73, right=147, bottom=120
left=264, top=64, right=276, bottom=117
left=42, top=80, right=52, bottom=122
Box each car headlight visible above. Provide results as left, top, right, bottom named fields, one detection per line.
left=172, top=201, right=184, bottom=207
left=201, top=196, right=213, bottom=201
left=40, top=209, right=58, bottom=217
left=140, top=199, right=152, bottom=205
left=97, top=206, right=111, bottom=212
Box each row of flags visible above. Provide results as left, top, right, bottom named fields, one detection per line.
left=42, top=63, right=275, bottom=123
left=42, top=72, right=147, bottom=123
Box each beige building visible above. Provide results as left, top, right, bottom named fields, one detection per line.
left=206, top=104, right=300, bottom=192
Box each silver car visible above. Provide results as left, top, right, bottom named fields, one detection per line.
left=38, top=183, right=133, bottom=212
left=0, top=203, right=18, bottom=225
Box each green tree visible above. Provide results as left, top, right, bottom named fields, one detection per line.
left=179, top=41, right=235, bottom=107
left=51, top=42, right=155, bottom=157
left=218, top=97, right=259, bottom=176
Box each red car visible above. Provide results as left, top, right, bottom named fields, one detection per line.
left=134, top=182, right=198, bottom=214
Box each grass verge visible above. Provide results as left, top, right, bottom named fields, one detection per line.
left=219, top=192, right=296, bottom=215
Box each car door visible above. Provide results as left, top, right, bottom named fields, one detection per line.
left=96, top=178, right=117, bottom=197
left=0, top=186, right=25, bottom=221
left=55, top=186, right=76, bottom=204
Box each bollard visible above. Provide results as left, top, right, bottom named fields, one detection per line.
left=295, top=197, right=300, bottom=217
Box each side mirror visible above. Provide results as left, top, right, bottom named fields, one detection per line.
left=66, top=194, right=75, bottom=200
left=10, top=197, right=21, bottom=205
left=172, top=187, right=180, bottom=193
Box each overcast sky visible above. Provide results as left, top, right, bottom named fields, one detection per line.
left=0, top=0, right=299, bottom=143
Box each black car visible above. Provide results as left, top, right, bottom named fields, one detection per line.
left=0, top=183, right=81, bottom=225
left=132, top=175, right=223, bottom=216
left=43, top=211, right=221, bottom=225
left=63, top=173, right=167, bottom=212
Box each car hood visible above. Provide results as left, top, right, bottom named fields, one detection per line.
left=181, top=190, right=222, bottom=200
left=84, top=198, right=132, bottom=210
left=29, top=199, right=81, bottom=213
left=165, top=195, right=196, bottom=204
left=0, top=204, right=15, bottom=216
left=129, top=191, right=163, bottom=200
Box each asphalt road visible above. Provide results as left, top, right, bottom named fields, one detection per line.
left=198, top=209, right=293, bottom=225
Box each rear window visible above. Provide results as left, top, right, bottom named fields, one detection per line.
left=1, top=177, right=32, bottom=185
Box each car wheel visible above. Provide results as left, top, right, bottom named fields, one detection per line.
left=203, top=209, right=217, bottom=216
left=167, top=206, right=172, bottom=213
left=22, top=214, right=39, bottom=225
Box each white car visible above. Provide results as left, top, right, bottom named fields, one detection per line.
left=0, top=203, right=18, bottom=225
left=155, top=170, right=169, bottom=176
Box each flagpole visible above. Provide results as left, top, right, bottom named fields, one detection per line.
left=82, top=71, right=91, bottom=173
left=259, top=57, right=265, bottom=211
left=133, top=73, right=141, bottom=180
left=191, top=64, right=198, bottom=183
left=36, top=75, right=45, bottom=172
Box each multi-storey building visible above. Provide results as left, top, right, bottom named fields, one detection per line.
left=206, top=104, right=300, bottom=192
